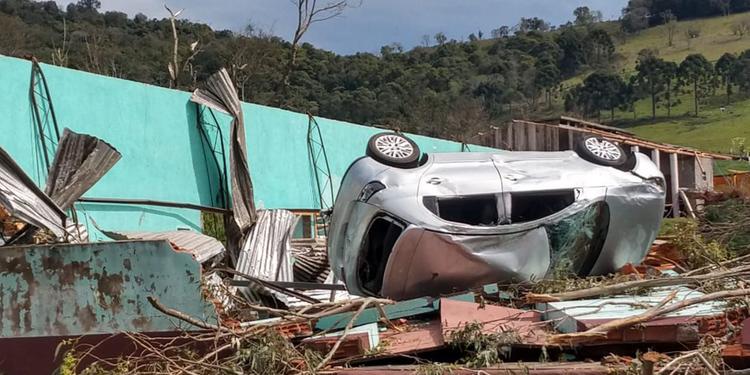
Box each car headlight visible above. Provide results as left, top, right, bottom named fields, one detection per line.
left=357, top=181, right=386, bottom=202
left=646, top=177, right=665, bottom=191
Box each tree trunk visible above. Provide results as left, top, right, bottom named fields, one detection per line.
left=651, top=81, right=656, bottom=120
left=610, top=107, right=615, bottom=121
left=727, top=80, right=732, bottom=106
left=694, top=80, right=699, bottom=116
left=666, top=80, right=671, bottom=117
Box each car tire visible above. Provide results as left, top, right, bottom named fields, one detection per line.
left=366, top=132, right=421, bottom=168
left=575, top=136, right=628, bottom=168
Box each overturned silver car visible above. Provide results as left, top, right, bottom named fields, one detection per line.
left=329, top=132, right=666, bottom=300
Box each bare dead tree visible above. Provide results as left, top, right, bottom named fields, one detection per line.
left=278, top=0, right=360, bottom=105
left=165, top=4, right=201, bottom=89
left=51, top=18, right=70, bottom=67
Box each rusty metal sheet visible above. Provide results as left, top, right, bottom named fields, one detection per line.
left=0, top=240, right=216, bottom=337
left=0, top=147, right=68, bottom=239
left=45, top=128, right=121, bottom=210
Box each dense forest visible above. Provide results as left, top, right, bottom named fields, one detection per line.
left=1, top=0, right=750, bottom=142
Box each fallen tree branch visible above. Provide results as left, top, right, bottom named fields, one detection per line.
left=147, top=296, right=232, bottom=333
left=547, top=288, right=750, bottom=345
left=314, top=297, right=377, bottom=371
left=527, top=264, right=750, bottom=303
left=655, top=351, right=698, bottom=375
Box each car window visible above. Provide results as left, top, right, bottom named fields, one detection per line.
left=510, top=190, right=575, bottom=223
left=546, top=201, right=610, bottom=277
left=357, top=216, right=404, bottom=295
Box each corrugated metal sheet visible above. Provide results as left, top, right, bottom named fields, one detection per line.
left=45, top=128, right=121, bottom=210
left=234, top=210, right=297, bottom=301
left=190, top=69, right=256, bottom=234
left=292, top=238, right=330, bottom=283
left=98, top=228, right=225, bottom=263
left=0, top=147, right=68, bottom=239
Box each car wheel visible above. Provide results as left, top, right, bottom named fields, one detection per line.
left=575, top=136, right=628, bottom=167
left=366, top=132, right=421, bottom=168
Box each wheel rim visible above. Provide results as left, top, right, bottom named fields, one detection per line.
left=584, top=138, right=622, bottom=161
left=375, top=135, right=414, bottom=159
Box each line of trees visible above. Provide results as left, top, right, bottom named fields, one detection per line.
left=566, top=49, right=750, bottom=120
left=622, top=0, right=750, bottom=33
left=0, top=0, right=620, bottom=142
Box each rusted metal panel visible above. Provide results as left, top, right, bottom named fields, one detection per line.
left=0, top=240, right=216, bottom=337
left=45, top=128, right=121, bottom=211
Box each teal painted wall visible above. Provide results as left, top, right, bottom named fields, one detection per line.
left=0, top=240, right=216, bottom=337
left=0, top=55, right=495, bottom=239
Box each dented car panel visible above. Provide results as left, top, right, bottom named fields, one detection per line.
left=329, top=150, right=666, bottom=300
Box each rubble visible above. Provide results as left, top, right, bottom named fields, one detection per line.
left=2, top=63, right=750, bottom=374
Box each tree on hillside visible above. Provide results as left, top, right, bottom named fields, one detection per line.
left=732, top=51, right=750, bottom=94
left=711, top=0, right=731, bottom=16
left=566, top=72, right=626, bottom=121
left=573, top=6, right=603, bottom=27
left=678, top=54, right=717, bottom=116
left=635, top=50, right=668, bottom=120
left=662, top=10, right=677, bottom=46
left=621, top=0, right=650, bottom=33
left=76, top=0, right=100, bottom=10
left=491, top=26, right=510, bottom=38
left=659, top=60, right=679, bottom=117
left=716, top=52, right=738, bottom=104
left=534, top=58, right=561, bottom=109
left=556, top=27, right=587, bottom=76
left=280, top=0, right=359, bottom=107
left=517, top=17, right=550, bottom=33
left=587, top=29, right=615, bottom=67
left=434, top=32, right=447, bottom=45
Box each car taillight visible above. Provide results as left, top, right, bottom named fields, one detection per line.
left=358, top=182, right=386, bottom=202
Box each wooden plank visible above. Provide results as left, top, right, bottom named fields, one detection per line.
left=535, top=125, right=544, bottom=151
left=494, top=127, right=502, bottom=149
left=514, top=123, right=526, bottom=151
left=506, top=123, right=514, bottom=150
left=528, top=123, right=537, bottom=151
left=552, top=127, right=560, bottom=151
left=670, top=153, right=680, bottom=218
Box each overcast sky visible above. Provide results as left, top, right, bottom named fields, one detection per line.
left=58, top=1, right=628, bottom=55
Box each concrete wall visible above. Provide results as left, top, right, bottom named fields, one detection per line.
left=0, top=55, right=494, bottom=239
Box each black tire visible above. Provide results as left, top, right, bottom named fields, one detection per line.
left=366, top=132, right=421, bottom=168
left=575, top=136, right=628, bottom=168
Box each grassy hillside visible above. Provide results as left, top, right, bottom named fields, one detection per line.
left=564, top=13, right=750, bottom=174
left=616, top=12, right=750, bottom=71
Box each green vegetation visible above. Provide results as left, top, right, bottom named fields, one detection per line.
left=3, top=0, right=750, bottom=169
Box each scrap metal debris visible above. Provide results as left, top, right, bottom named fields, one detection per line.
left=0, top=146, right=70, bottom=240
left=97, top=227, right=226, bottom=264
left=44, top=128, right=121, bottom=210
left=5, top=65, right=750, bottom=375
left=190, top=68, right=257, bottom=234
